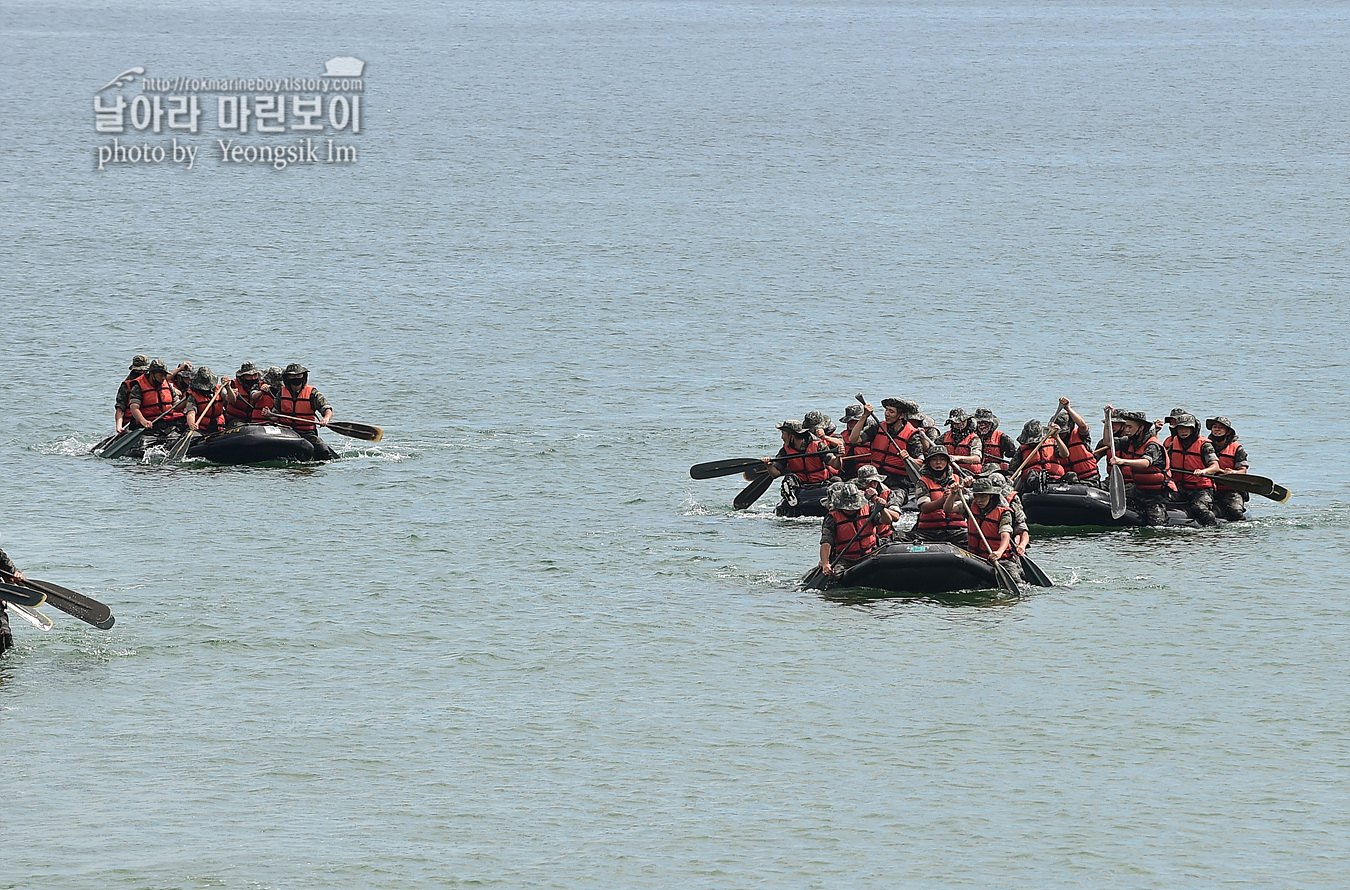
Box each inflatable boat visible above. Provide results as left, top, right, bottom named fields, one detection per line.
left=1021, top=482, right=1244, bottom=528
left=187, top=424, right=315, bottom=464
left=801, top=541, right=1013, bottom=596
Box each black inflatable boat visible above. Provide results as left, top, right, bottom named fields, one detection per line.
left=187, top=424, right=315, bottom=464
left=1021, top=482, right=1238, bottom=528
left=801, top=541, right=1010, bottom=596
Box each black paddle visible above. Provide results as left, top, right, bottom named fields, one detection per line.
left=165, top=384, right=225, bottom=463
left=5, top=574, right=115, bottom=629
left=1104, top=406, right=1127, bottom=520
left=0, top=581, right=46, bottom=608
left=692, top=450, right=844, bottom=481
left=99, top=394, right=192, bottom=460
left=267, top=413, right=383, bottom=442
left=733, top=472, right=775, bottom=510
left=1172, top=469, right=1289, bottom=502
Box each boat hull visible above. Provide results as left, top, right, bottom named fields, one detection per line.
left=802, top=542, right=1004, bottom=596
left=187, top=424, right=316, bottom=464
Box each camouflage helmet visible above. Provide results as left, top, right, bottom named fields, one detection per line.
left=190, top=366, right=218, bottom=393
left=970, top=476, right=1004, bottom=496
left=945, top=408, right=971, bottom=427
left=854, top=464, right=883, bottom=485
left=129, top=353, right=150, bottom=372
left=237, top=361, right=261, bottom=378
left=776, top=419, right=807, bottom=436
left=1206, top=416, right=1235, bottom=435
left=1018, top=419, right=1046, bottom=445
left=839, top=403, right=865, bottom=424
left=826, top=481, right=869, bottom=512
left=147, top=358, right=169, bottom=374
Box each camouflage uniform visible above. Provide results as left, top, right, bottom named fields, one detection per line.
left=1207, top=416, right=1250, bottom=521
left=1115, top=432, right=1170, bottom=526
left=1168, top=423, right=1220, bottom=526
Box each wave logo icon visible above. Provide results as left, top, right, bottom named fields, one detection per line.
left=322, top=57, right=364, bottom=77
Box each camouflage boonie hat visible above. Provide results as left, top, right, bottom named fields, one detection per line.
left=802, top=410, right=835, bottom=434
left=237, top=361, right=261, bottom=377
left=129, top=353, right=150, bottom=371
left=1018, top=419, right=1046, bottom=445
left=1165, top=407, right=1190, bottom=423
left=1119, top=410, right=1148, bottom=425
left=283, top=363, right=308, bottom=377
left=264, top=366, right=284, bottom=387
left=190, top=366, right=218, bottom=393
left=945, top=408, right=970, bottom=426
left=1109, top=408, right=1127, bottom=422
left=970, top=476, right=1003, bottom=496
left=839, top=404, right=865, bottom=423
left=1173, top=412, right=1199, bottom=429
left=854, top=464, right=883, bottom=486
left=1051, top=410, right=1070, bottom=428
left=1206, top=416, right=1235, bottom=434
left=827, top=481, right=868, bottom=512
left=881, top=398, right=919, bottom=416
left=147, top=358, right=169, bottom=374
left=776, top=419, right=807, bottom=436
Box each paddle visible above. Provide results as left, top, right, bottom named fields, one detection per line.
left=164, top=384, right=225, bottom=463
left=3, top=574, right=114, bottom=629
left=99, top=394, right=193, bottom=459
left=0, top=581, right=46, bottom=608
left=98, top=427, right=147, bottom=459
left=692, top=450, right=844, bottom=481
left=1104, top=407, right=1127, bottom=519
left=267, top=413, right=383, bottom=442
left=1172, top=469, right=1289, bottom=502
left=6, top=602, right=52, bottom=632
left=733, top=472, right=775, bottom=510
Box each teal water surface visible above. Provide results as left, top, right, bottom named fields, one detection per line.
left=3, top=2, right=1349, bottom=887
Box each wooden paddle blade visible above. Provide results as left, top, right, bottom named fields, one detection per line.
left=1108, top=466, right=1127, bottom=520
left=691, top=457, right=765, bottom=480
left=23, top=579, right=114, bottom=629
left=0, top=582, right=46, bottom=608
left=99, top=428, right=146, bottom=459
left=733, top=472, right=775, bottom=510
left=1266, top=484, right=1291, bottom=503
left=742, top=465, right=771, bottom=481
left=326, top=421, right=382, bottom=442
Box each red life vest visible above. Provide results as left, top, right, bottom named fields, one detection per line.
left=781, top=439, right=836, bottom=484
left=188, top=389, right=225, bottom=432
left=979, top=429, right=1012, bottom=472
left=1118, top=434, right=1173, bottom=492
left=913, top=473, right=967, bottom=533
left=223, top=378, right=265, bottom=424
left=867, top=421, right=916, bottom=479
left=942, top=429, right=982, bottom=474
left=1214, top=438, right=1242, bottom=471
left=132, top=373, right=175, bottom=421
left=276, top=384, right=317, bottom=432
left=1015, top=441, right=1065, bottom=482
left=1062, top=427, right=1100, bottom=481
left=829, top=507, right=877, bottom=560
left=1167, top=434, right=1215, bottom=490
left=965, top=502, right=1011, bottom=561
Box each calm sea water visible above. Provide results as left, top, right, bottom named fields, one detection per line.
left=3, top=2, right=1349, bottom=887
